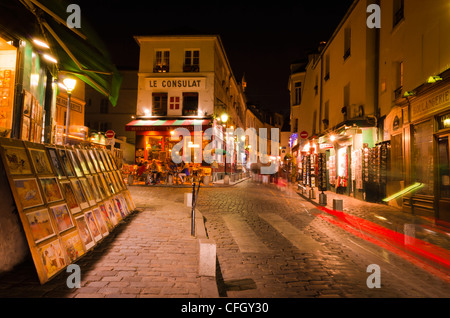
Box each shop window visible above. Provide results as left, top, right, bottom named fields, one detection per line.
left=152, top=93, right=168, bottom=116
left=184, top=50, right=200, bottom=72
left=182, top=92, right=198, bottom=116
left=154, top=50, right=169, bottom=72
left=390, top=133, right=403, bottom=181
left=0, top=38, right=17, bottom=137
left=412, top=120, right=434, bottom=195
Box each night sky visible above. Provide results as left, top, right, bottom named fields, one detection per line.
left=77, top=1, right=354, bottom=115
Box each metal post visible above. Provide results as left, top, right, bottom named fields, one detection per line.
left=191, top=182, right=196, bottom=236
left=65, top=92, right=71, bottom=145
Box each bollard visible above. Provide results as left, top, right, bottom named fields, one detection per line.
left=333, top=199, right=343, bottom=211
left=223, top=174, right=230, bottom=185
left=319, top=193, right=327, bottom=206
left=309, top=189, right=316, bottom=199
left=191, top=183, right=196, bottom=236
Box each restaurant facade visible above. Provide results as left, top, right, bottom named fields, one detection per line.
left=126, top=35, right=248, bottom=171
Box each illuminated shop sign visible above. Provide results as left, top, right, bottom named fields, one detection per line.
left=145, top=77, right=206, bottom=90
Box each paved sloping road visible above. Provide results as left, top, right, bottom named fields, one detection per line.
left=195, top=180, right=450, bottom=298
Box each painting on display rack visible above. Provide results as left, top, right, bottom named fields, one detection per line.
left=0, top=139, right=137, bottom=284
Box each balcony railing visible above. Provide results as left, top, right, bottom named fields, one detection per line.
left=183, top=64, right=199, bottom=72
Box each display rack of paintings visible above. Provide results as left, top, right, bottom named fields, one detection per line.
left=0, top=137, right=137, bottom=284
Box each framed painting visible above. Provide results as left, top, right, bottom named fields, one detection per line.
left=99, top=204, right=114, bottom=232
left=84, top=210, right=102, bottom=242
left=105, top=150, right=117, bottom=171
left=88, top=149, right=101, bottom=173
left=92, top=207, right=109, bottom=236
left=103, top=173, right=116, bottom=195
left=82, top=149, right=97, bottom=175
left=123, top=191, right=136, bottom=212
left=79, top=178, right=96, bottom=206
left=107, top=199, right=122, bottom=222
left=75, top=148, right=90, bottom=175
left=46, top=147, right=66, bottom=179
left=49, top=203, right=74, bottom=234
left=60, top=230, right=85, bottom=262
left=28, top=147, right=53, bottom=175
left=59, top=181, right=81, bottom=214
left=23, top=90, right=32, bottom=117
left=87, top=175, right=102, bottom=202
left=38, top=238, right=66, bottom=281
left=118, top=193, right=130, bottom=215
left=97, top=174, right=111, bottom=197
left=93, top=149, right=106, bottom=172
left=92, top=174, right=107, bottom=199
left=70, top=179, right=89, bottom=210
left=98, top=150, right=111, bottom=171
left=104, top=200, right=119, bottom=226
left=113, top=196, right=127, bottom=219
left=75, top=215, right=95, bottom=251
left=57, top=148, right=75, bottom=177
left=39, top=177, right=64, bottom=204
left=25, top=208, right=56, bottom=244
left=1, top=145, right=32, bottom=175
left=21, top=116, right=30, bottom=141
left=14, top=177, right=44, bottom=209
left=67, top=149, right=83, bottom=177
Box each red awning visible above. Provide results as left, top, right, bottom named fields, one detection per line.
left=125, top=118, right=212, bottom=132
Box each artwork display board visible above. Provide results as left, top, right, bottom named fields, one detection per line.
left=0, top=138, right=136, bottom=284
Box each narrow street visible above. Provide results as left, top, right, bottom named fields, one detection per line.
left=191, top=179, right=450, bottom=298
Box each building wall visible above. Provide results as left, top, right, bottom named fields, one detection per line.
left=135, top=36, right=217, bottom=118
left=85, top=70, right=137, bottom=144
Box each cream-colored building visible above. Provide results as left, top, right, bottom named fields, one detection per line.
left=378, top=0, right=450, bottom=223
left=289, top=0, right=450, bottom=224
left=126, top=35, right=247, bottom=169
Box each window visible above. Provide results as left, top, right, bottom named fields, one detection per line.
left=169, top=96, right=180, bottom=110
left=324, top=54, right=330, bottom=81
left=152, top=93, right=168, bottom=116
left=184, top=50, right=200, bottom=72
left=154, top=50, right=169, bottom=72
left=323, top=100, right=329, bottom=129
left=294, top=82, right=302, bottom=105
left=393, top=0, right=404, bottom=27
left=394, top=61, right=403, bottom=99
left=182, top=93, right=198, bottom=116
left=294, top=118, right=298, bottom=133
left=344, top=26, right=351, bottom=60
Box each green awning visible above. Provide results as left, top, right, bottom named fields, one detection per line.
left=2, top=0, right=122, bottom=106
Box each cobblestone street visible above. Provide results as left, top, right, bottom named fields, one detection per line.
left=196, top=180, right=450, bottom=298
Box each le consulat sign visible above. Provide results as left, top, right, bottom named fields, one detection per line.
left=145, top=77, right=206, bottom=90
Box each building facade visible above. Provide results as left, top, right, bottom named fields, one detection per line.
left=289, top=0, right=450, bottom=225
left=126, top=35, right=247, bottom=170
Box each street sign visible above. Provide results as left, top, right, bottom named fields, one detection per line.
left=105, top=130, right=115, bottom=139
left=320, top=143, right=334, bottom=149
left=300, top=131, right=308, bottom=139
left=105, top=138, right=115, bottom=146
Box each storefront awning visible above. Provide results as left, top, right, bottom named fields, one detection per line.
left=1, top=0, right=122, bottom=106
left=126, top=119, right=212, bottom=131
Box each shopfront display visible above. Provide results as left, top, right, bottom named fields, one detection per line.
left=0, top=37, right=17, bottom=137
left=0, top=137, right=136, bottom=284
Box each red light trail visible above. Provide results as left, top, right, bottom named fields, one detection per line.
left=313, top=206, right=450, bottom=284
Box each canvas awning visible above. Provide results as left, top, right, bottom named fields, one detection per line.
left=1, top=0, right=122, bottom=106
left=126, top=119, right=212, bottom=132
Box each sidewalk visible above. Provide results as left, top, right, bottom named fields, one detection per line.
left=0, top=186, right=218, bottom=298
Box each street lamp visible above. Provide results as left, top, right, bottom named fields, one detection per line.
left=221, top=113, right=228, bottom=175
left=63, top=77, right=77, bottom=145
